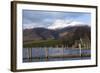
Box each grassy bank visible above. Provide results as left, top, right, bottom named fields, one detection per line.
left=23, top=39, right=90, bottom=50
left=23, top=40, right=62, bottom=48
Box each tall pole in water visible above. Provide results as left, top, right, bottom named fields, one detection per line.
left=29, top=48, right=32, bottom=62
left=45, top=47, right=48, bottom=61
left=79, top=38, right=82, bottom=57
left=79, top=43, right=81, bottom=57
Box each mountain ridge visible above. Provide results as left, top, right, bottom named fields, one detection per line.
left=23, top=25, right=91, bottom=43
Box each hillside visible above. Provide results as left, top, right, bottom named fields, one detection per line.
left=23, top=25, right=91, bottom=48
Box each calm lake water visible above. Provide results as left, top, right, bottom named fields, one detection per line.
left=23, top=47, right=91, bottom=62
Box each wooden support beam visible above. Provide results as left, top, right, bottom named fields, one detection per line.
left=45, top=47, right=48, bottom=61
left=79, top=43, right=81, bottom=57
left=27, top=48, right=32, bottom=62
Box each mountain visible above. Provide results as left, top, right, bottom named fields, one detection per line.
left=23, top=27, right=59, bottom=42
left=57, top=25, right=91, bottom=40
left=23, top=25, right=91, bottom=44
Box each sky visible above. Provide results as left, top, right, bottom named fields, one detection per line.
left=22, top=10, right=91, bottom=29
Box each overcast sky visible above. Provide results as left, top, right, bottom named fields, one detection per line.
left=22, top=10, right=91, bottom=29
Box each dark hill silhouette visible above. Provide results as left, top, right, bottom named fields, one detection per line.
left=57, top=25, right=91, bottom=40
left=23, top=27, right=59, bottom=42
left=23, top=25, right=91, bottom=44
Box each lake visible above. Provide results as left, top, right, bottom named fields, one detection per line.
left=23, top=47, right=91, bottom=62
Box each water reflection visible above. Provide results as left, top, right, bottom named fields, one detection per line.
left=23, top=47, right=91, bottom=62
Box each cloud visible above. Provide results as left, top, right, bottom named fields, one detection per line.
left=23, top=10, right=91, bottom=29
left=23, top=23, right=46, bottom=29
left=48, top=19, right=88, bottom=29
left=48, top=19, right=71, bottom=29
left=23, top=23, right=49, bottom=29
left=23, top=23, right=37, bottom=29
